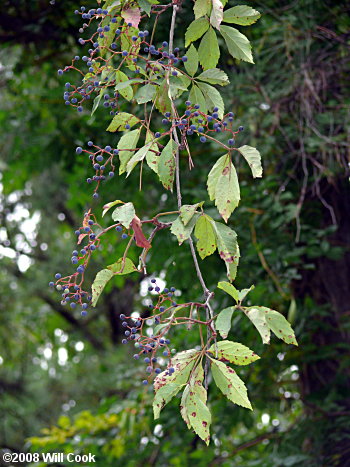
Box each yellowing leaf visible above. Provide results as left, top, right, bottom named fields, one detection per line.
left=111, top=202, right=135, bottom=228
left=237, top=145, right=263, bottom=178
left=210, top=0, right=223, bottom=30
left=91, top=269, right=113, bottom=307
left=215, top=307, right=235, bottom=339
left=209, top=341, right=260, bottom=365
left=158, top=139, right=176, bottom=191
left=102, top=200, right=123, bottom=217
left=194, top=214, right=217, bottom=259
left=211, top=221, right=240, bottom=281
left=180, top=203, right=203, bottom=226
left=266, top=308, right=298, bottom=346
left=107, top=112, right=140, bottom=132
left=107, top=258, right=138, bottom=275
left=117, top=129, right=141, bottom=175
left=170, top=214, right=200, bottom=245
left=154, top=349, right=199, bottom=391
left=217, top=281, right=239, bottom=302
left=194, top=0, right=211, bottom=19
left=145, top=130, right=160, bottom=174
left=243, top=306, right=270, bottom=344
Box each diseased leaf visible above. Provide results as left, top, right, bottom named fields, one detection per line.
left=220, top=25, right=253, bottom=63
left=180, top=202, right=203, bottom=226
left=98, top=20, right=120, bottom=56
left=121, top=5, right=141, bottom=27
left=218, top=281, right=239, bottom=302
left=117, top=128, right=141, bottom=174
left=120, top=26, right=141, bottom=69
left=171, top=214, right=200, bottom=245
left=158, top=139, right=176, bottom=191
left=210, top=0, right=223, bottom=30
left=189, top=84, right=207, bottom=113
left=184, top=45, right=199, bottom=76
left=145, top=130, right=160, bottom=174
left=209, top=341, right=260, bottom=365
left=196, top=68, right=229, bottom=86
left=215, top=307, right=235, bottom=339
left=237, top=145, right=263, bottom=178
left=153, top=383, right=183, bottom=419
left=211, top=359, right=252, bottom=409
left=102, top=199, right=123, bottom=217
left=155, top=79, right=172, bottom=115
left=185, top=18, right=210, bottom=47
left=266, top=308, right=298, bottom=345
left=223, top=5, right=261, bottom=26
left=238, top=285, right=255, bottom=302
left=194, top=0, right=211, bottom=19
left=243, top=306, right=270, bottom=344
left=111, top=202, right=135, bottom=228
left=107, top=257, right=138, bottom=275
left=115, top=71, right=137, bottom=101
left=126, top=142, right=153, bottom=176
left=207, top=154, right=240, bottom=221
left=194, top=214, right=217, bottom=259
left=154, top=349, right=200, bottom=391
left=197, top=81, right=225, bottom=118
left=198, top=27, right=220, bottom=70
left=91, top=269, right=113, bottom=307
left=107, top=112, right=140, bottom=132
left=131, top=217, right=151, bottom=248
left=211, top=221, right=240, bottom=281
left=134, top=83, right=156, bottom=104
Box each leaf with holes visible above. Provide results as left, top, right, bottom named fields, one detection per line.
left=111, top=202, right=135, bottom=228
left=237, top=145, right=263, bottom=178
left=194, top=214, right=217, bottom=259
left=210, top=359, right=252, bottom=409
left=209, top=341, right=260, bottom=365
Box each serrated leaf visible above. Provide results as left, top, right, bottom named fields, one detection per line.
left=197, top=81, right=225, bottom=118
left=198, top=27, right=220, bottom=70
left=153, top=383, right=183, bottom=419
left=180, top=202, right=203, bottom=226
left=98, top=20, right=120, bottom=56
left=91, top=269, right=113, bottom=307
left=215, top=307, right=235, bottom=338
left=238, top=285, right=255, bottom=302
left=243, top=307, right=270, bottom=344
left=223, top=5, right=261, bottom=26
left=107, top=112, right=140, bottom=132
left=107, top=257, right=138, bottom=275
left=266, top=309, right=298, bottom=345
left=185, top=17, right=210, bottom=47
left=237, top=145, right=263, bottom=178
left=194, top=0, right=211, bottom=19
left=111, top=202, right=135, bottom=228
left=184, top=44, right=199, bottom=76
left=210, top=0, right=223, bottom=30
left=218, top=281, right=239, bottom=302
left=207, top=154, right=240, bottom=221
left=170, top=214, right=200, bottom=245
left=220, top=25, right=253, bottom=63
left=194, top=214, right=217, bottom=259
left=126, top=142, right=153, bottom=176
left=155, top=79, right=172, bottom=115
left=154, top=349, right=199, bottom=391
left=211, top=359, right=252, bottom=409
left=134, top=83, right=156, bottom=104
left=117, top=128, right=141, bottom=175
left=121, top=5, right=141, bottom=27
left=145, top=130, right=160, bottom=174
left=120, top=26, right=140, bottom=69
left=189, top=84, right=207, bottom=114
left=158, top=139, right=176, bottom=191
left=115, top=71, right=137, bottom=101
left=209, top=341, right=260, bottom=365
left=211, top=221, right=240, bottom=281
left=196, top=68, right=229, bottom=86
left=181, top=363, right=211, bottom=445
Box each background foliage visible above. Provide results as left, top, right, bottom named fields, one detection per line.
left=0, top=0, right=349, bottom=466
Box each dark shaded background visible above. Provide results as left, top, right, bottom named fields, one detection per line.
left=0, top=1, right=349, bottom=466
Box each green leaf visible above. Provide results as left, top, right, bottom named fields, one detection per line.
left=196, top=68, right=229, bottom=86
left=215, top=307, right=235, bottom=339
left=189, top=84, right=207, bottom=114
left=194, top=214, right=217, bottom=259
left=115, top=71, right=138, bottom=101
left=138, top=0, right=158, bottom=16
left=266, top=308, right=298, bottom=345
left=91, top=269, right=113, bottom=307
left=184, top=45, right=199, bottom=77
left=102, top=200, right=123, bottom=217
left=107, top=257, right=138, bottom=275
left=210, top=0, right=223, bottom=30
left=185, top=17, right=210, bottom=47
left=238, top=285, right=255, bottom=302
left=153, top=382, right=183, bottom=419
left=217, top=281, right=239, bottom=302
left=145, top=130, right=160, bottom=174
left=158, top=139, right=176, bottom=191
left=197, top=81, right=225, bottom=118
left=243, top=307, right=270, bottom=344
left=237, top=145, right=263, bottom=178
left=120, top=26, right=141, bottom=67
left=209, top=341, right=260, bottom=365
left=91, top=89, right=103, bottom=116
left=126, top=141, right=153, bottom=176
left=198, top=27, right=220, bottom=70
left=180, top=202, right=203, bottom=226
left=107, top=112, right=140, bottom=132
left=134, top=83, right=156, bottom=104
left=117, top=128, right=141, bottom=175
left=194, top=0, right=211, bottom=19
left=211, top=359, right=252, bottom=409
left=220, top=25, right=254, bottom=63
left=98, top=20, right=120, bottom=56
left=154, top=349, right=200, bottom=391
left=111, top=202, right=135, bottom=228
left=181, top=363, right=211, bottom=445
left=170, top=214, right=200, bottom=245
left=155, top=79, right=172, bottom=115
left=223, top=5, right=261, bottom=26
left=211, top=221, right=240, bottom=281
left=207, top=154, right=240, bottom=221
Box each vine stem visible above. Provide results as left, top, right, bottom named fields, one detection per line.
left=168, top=3, right=216, bottom=390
